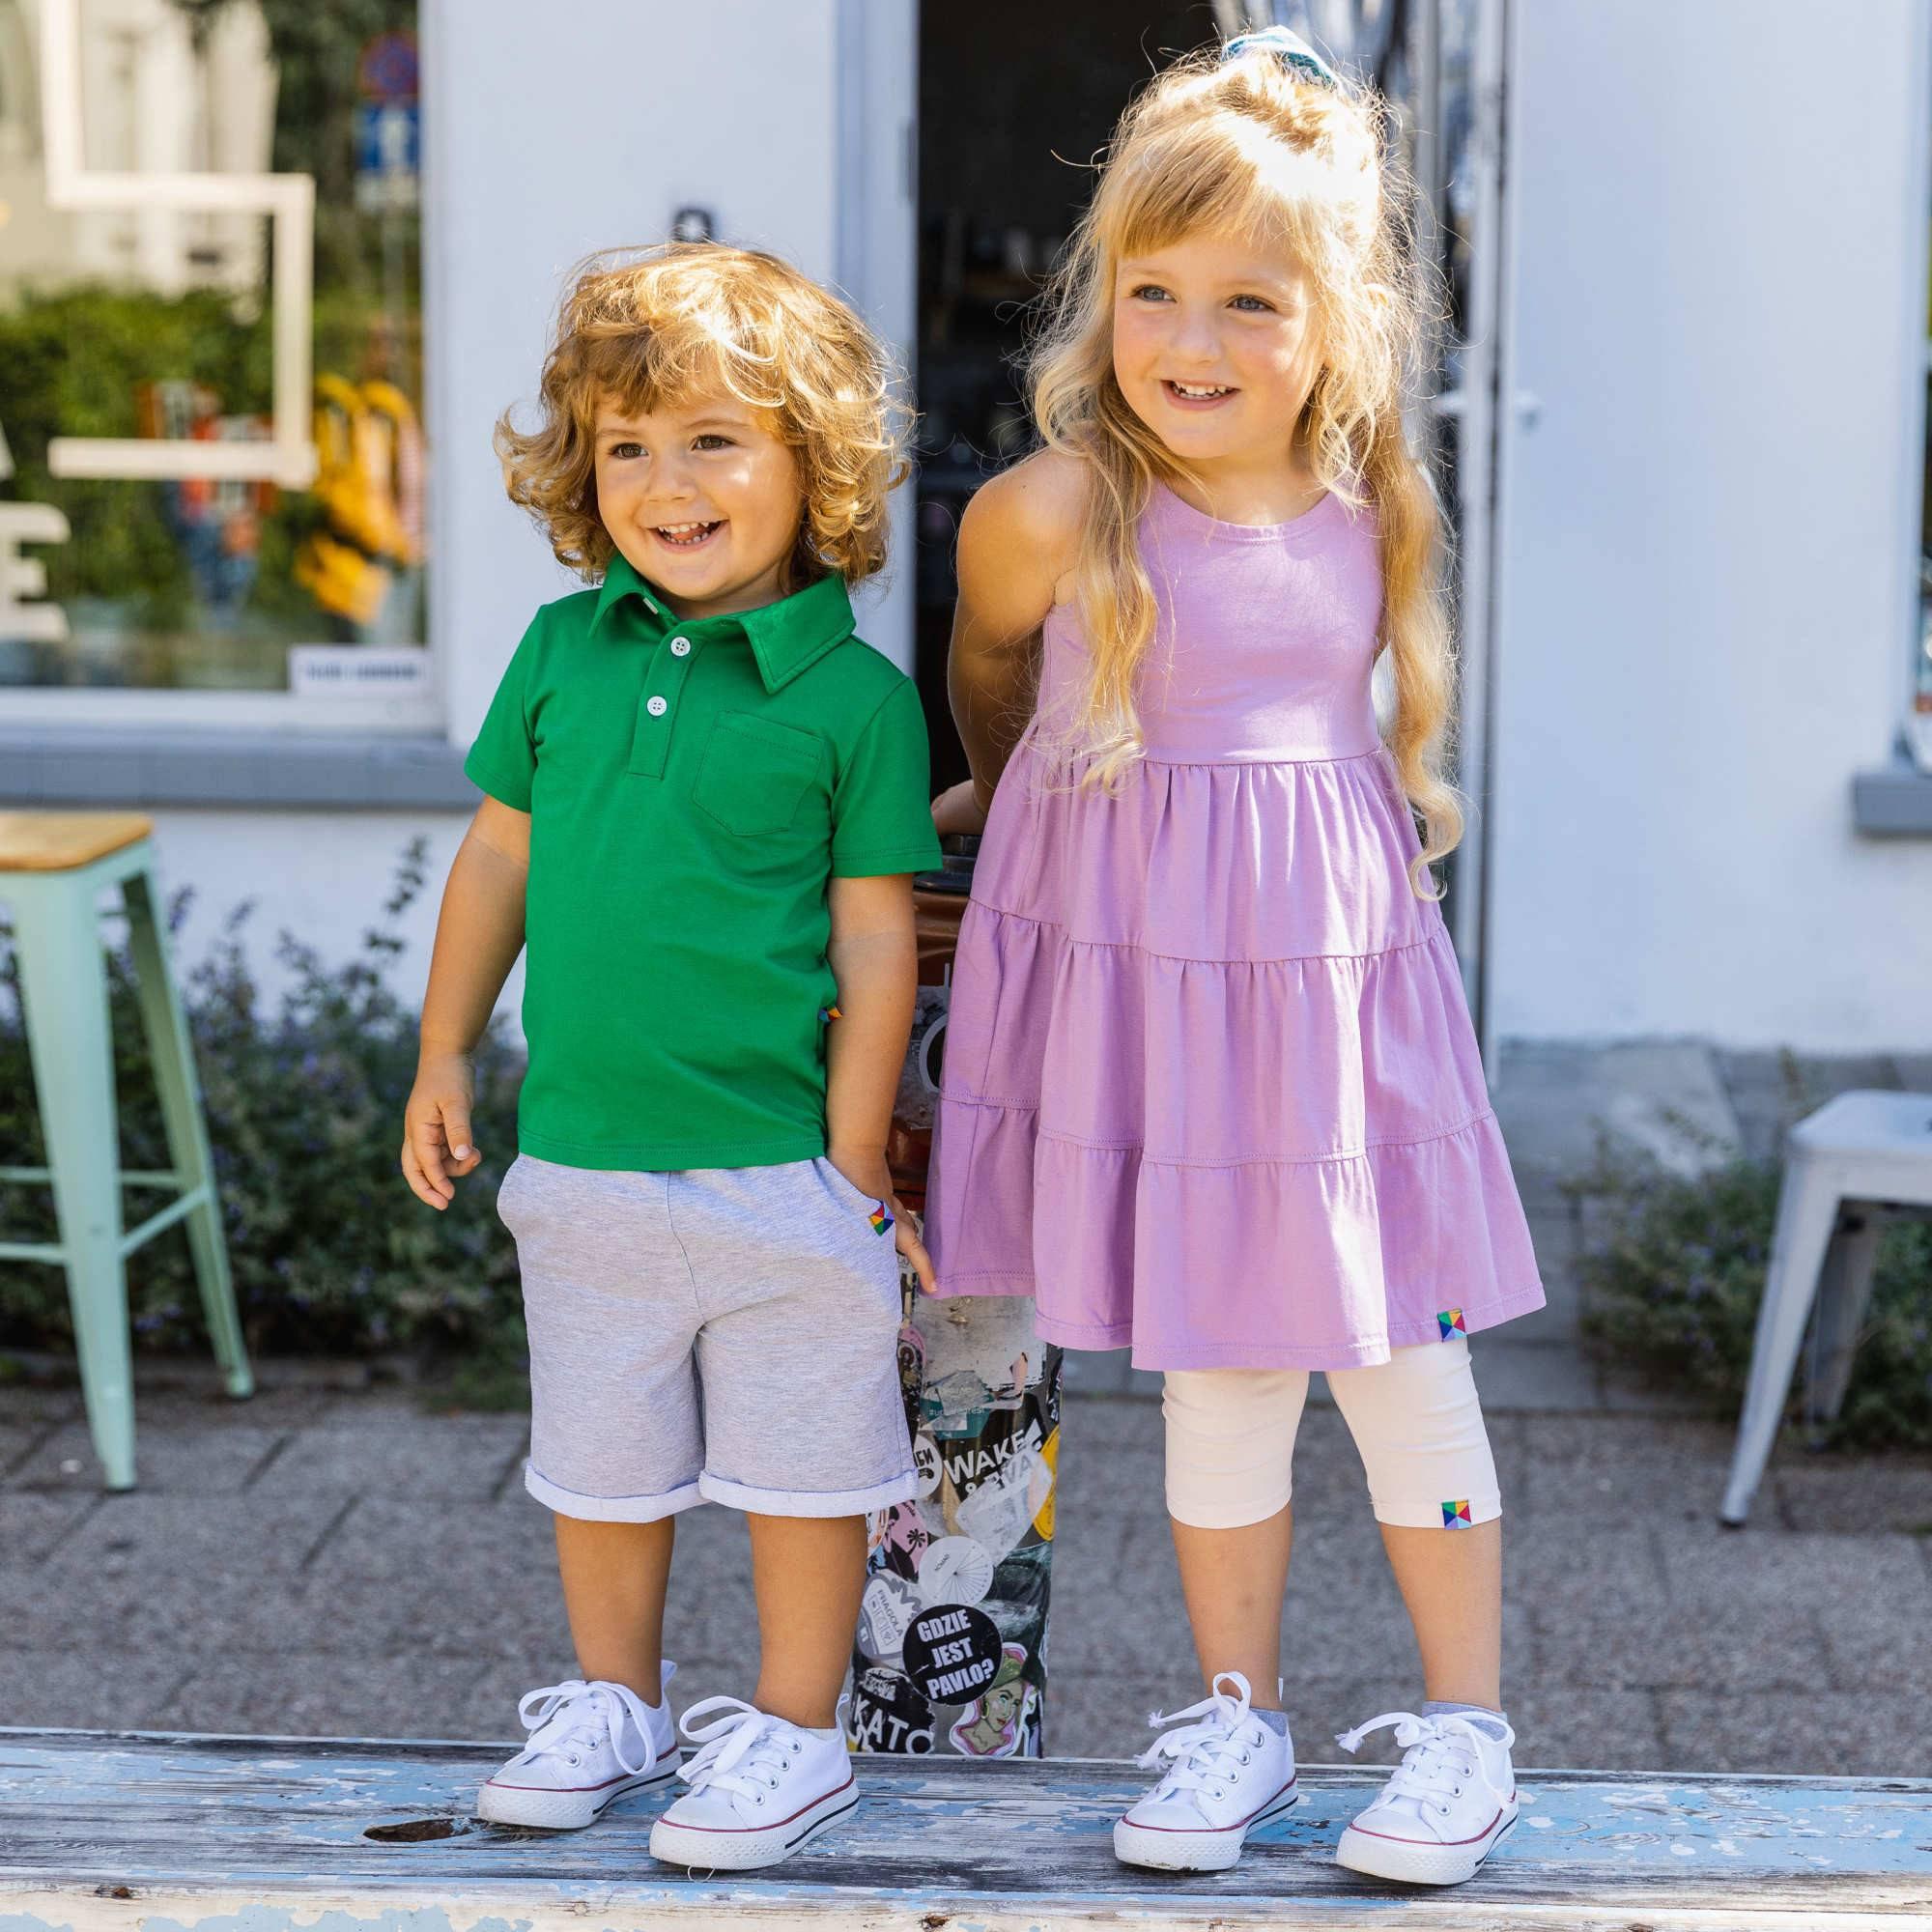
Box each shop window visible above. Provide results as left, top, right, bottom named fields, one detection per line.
left=0, top=0, right=429, bottom=721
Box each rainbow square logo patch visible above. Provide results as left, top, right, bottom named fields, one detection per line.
left=1437, top=1308, right=1467, bottom=1339
left=869, top=1206, right=894, bottom=1236
left=820, top=1005, right=842, bottom=1023
left=1442, top=1499, right=1473, bottom=1528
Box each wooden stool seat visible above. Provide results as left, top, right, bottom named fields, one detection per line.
left=0, top=811, right=154, bottom=873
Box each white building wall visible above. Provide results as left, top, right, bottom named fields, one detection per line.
left=139, top=809, right=495, bottom=1021
left=1491, top=0, right=1932, bottom=1051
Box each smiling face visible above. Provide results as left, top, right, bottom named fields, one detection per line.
left=592, top=389, right=805, bottom=620
left=1111, top=231, right=1324, bottom=484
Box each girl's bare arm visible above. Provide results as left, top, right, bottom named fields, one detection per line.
left=943, top=450, right=1085, bottom=813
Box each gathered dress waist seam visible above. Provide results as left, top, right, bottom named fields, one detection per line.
left=1023, top=743, right=1391, bottom=771
left=1032, top=1107, right=1499, bottom=1167
left=966, top=898, right=1443, bottom=967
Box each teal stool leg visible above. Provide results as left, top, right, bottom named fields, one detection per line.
left=124, top=867, right=252, bottom=1400
left=14, top=878, right=136, bottom=1490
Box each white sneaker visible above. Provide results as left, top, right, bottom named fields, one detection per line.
left=1333, top=1708, right=1519, bottom=1885
left=648, top=1696, right=858, bottom=1870
left=1113, top=1671, right=1300, bottom=1872
left=475, top=1665, right=678, bottom=1829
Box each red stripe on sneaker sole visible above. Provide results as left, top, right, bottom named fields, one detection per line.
left=1349, top=1801, right=1510, bottom=1848
left=485, top=1765, right=675, bottom=1796
left=1121, top=1774, right=1299, bottom=1834
left=657, top=1771, right=857, bottom=1835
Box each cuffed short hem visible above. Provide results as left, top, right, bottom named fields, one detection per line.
left=1372, top=1493, right=1502, bottom=1530
left=697, top=1466, right=919, bottom=1519
left=525, top=1461, right=705, bottom=1523
left=1166, top=1488, right=1295, bottom=1531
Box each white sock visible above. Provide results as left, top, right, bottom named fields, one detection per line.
left=1424, top=1698, right=1510, bottom=1743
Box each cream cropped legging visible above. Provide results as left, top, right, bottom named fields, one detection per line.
left=1162, top=1334, right=1500, bottom=1531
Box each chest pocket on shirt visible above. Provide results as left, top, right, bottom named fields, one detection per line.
left=693, top=712, right=824, bottom=837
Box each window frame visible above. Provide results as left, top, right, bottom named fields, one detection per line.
left=1851, top=0, right=1932, bottom=835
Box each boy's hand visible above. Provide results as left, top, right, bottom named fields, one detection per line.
left=402, top=1051, right=481, bottom=1210
left=930, top=779, right=991, bottom=837
left=829, top=1145, right=936, bottom=1296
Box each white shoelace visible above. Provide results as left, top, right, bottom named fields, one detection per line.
left=677, top=1696, right=809, bottom=1808
left=511, top=1678, right=661, bottom=1778
left=1135, top=1670, right=1267, bottom=1806
left=1335, top=1709, right=1514, bottom=1820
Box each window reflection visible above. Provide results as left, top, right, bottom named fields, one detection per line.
left=0, top=0, right=425, bottom=698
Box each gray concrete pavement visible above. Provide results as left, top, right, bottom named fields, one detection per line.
left=3, top=1038, right=1927, bottom=1776
left=2, top=1371, right=1926, bottom=1776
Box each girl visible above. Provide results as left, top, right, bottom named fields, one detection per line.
left=925, top=30, right=1544, bottom=1888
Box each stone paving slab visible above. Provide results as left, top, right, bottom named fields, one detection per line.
left=11, top=1417, right=286, bottom=1493
left=1657, top=1689, right=1932, bottom=1779
left=1653, top=1520, right=1932, bottom=1613
left=158, top=1650, right=504, bottom=1742
left=248, top=1413, right=529, bottom=1501
left=1773, top=1454, right=1932, bottom=1535
left=0, top=1492, right=348, bottom=1656
left=1511, top=1414, right=1746, bottom=1521
left=1492, top=1686, right=1670, bottom=1773
left=0, top=1646, right=193, bottom=1731
left=1814, top=1586, right=1932, bottom=1699
left=1500, top=1517, right=1671, bottom=1619
left=1471, top=1337, right=1604, bottom=1410
left=289, top=1497, right=565, bottom=1660
left=1525, top=1600, right=1829, bottom=1694
left=1492, top=1040, right=1743, bottom=1182
left=0, top=1492, right=97, bottom=1566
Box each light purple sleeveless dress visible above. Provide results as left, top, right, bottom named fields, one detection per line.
left=923, top=481, right=1544, bottom=1370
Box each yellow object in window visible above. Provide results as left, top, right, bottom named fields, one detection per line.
left=297, top=374, right=426, bottom=625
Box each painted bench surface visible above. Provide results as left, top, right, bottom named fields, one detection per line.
left=2, top=1729, right=1929, bottom=1932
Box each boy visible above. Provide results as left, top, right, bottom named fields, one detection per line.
left=401, top=243, right=940, bottom=1870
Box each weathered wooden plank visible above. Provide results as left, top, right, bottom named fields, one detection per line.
left=1, top=1729, right=1929, bottom=1932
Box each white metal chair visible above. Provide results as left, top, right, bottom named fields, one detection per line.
left=1720, top=1090, right=1932, bottom=1525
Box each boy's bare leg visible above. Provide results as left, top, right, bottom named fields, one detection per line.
left=554, top=1515, right=677, bottom=1699
left=1169, top=1504, right=1293, bottom=1707
left=1379, top=1517, right=1504, bottom=1710
left=747, top=1513, right=868, bottom=1728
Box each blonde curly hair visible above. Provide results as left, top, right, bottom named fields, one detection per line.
left=1030, top=43, right=1461, bottom=895
left=497, top=242, right=906, bottom=591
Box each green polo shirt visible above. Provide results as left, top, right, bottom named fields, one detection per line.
left=465, top=554, right=942, bottom=1170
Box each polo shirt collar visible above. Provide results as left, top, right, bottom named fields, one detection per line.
left=591, top=553, right=857, bottom=693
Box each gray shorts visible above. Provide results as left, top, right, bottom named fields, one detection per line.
left=498, top=1153, right=915, bottom=1521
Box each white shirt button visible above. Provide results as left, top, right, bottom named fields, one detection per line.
left=669, top=637, right=692, bottom=657
left=646, top=695, right=668, bottom=717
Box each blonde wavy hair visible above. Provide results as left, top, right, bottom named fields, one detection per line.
left=1030, top=43, right=1462, bottom=893
left=497, top=242, right=906, bottom=591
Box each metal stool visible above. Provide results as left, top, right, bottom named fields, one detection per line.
left=0, top=812, right=251, bottom=1489
left=1719, top=1089, right=1932, bottom=1525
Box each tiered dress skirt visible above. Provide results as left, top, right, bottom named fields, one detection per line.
left=924, top=732, right=1545, bottom=1371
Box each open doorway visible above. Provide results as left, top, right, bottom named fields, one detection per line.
left=911, top=2, right=1216, bottom=795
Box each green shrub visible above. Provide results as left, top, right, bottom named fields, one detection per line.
left=0, top=842, right=526, bottom=1380
left=1572, top=1139, right=1932, bottom=1450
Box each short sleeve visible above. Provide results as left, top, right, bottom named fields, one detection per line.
left=464, top=614, right=542, bottom=811
left=830, top=677, right=945, bottom=878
